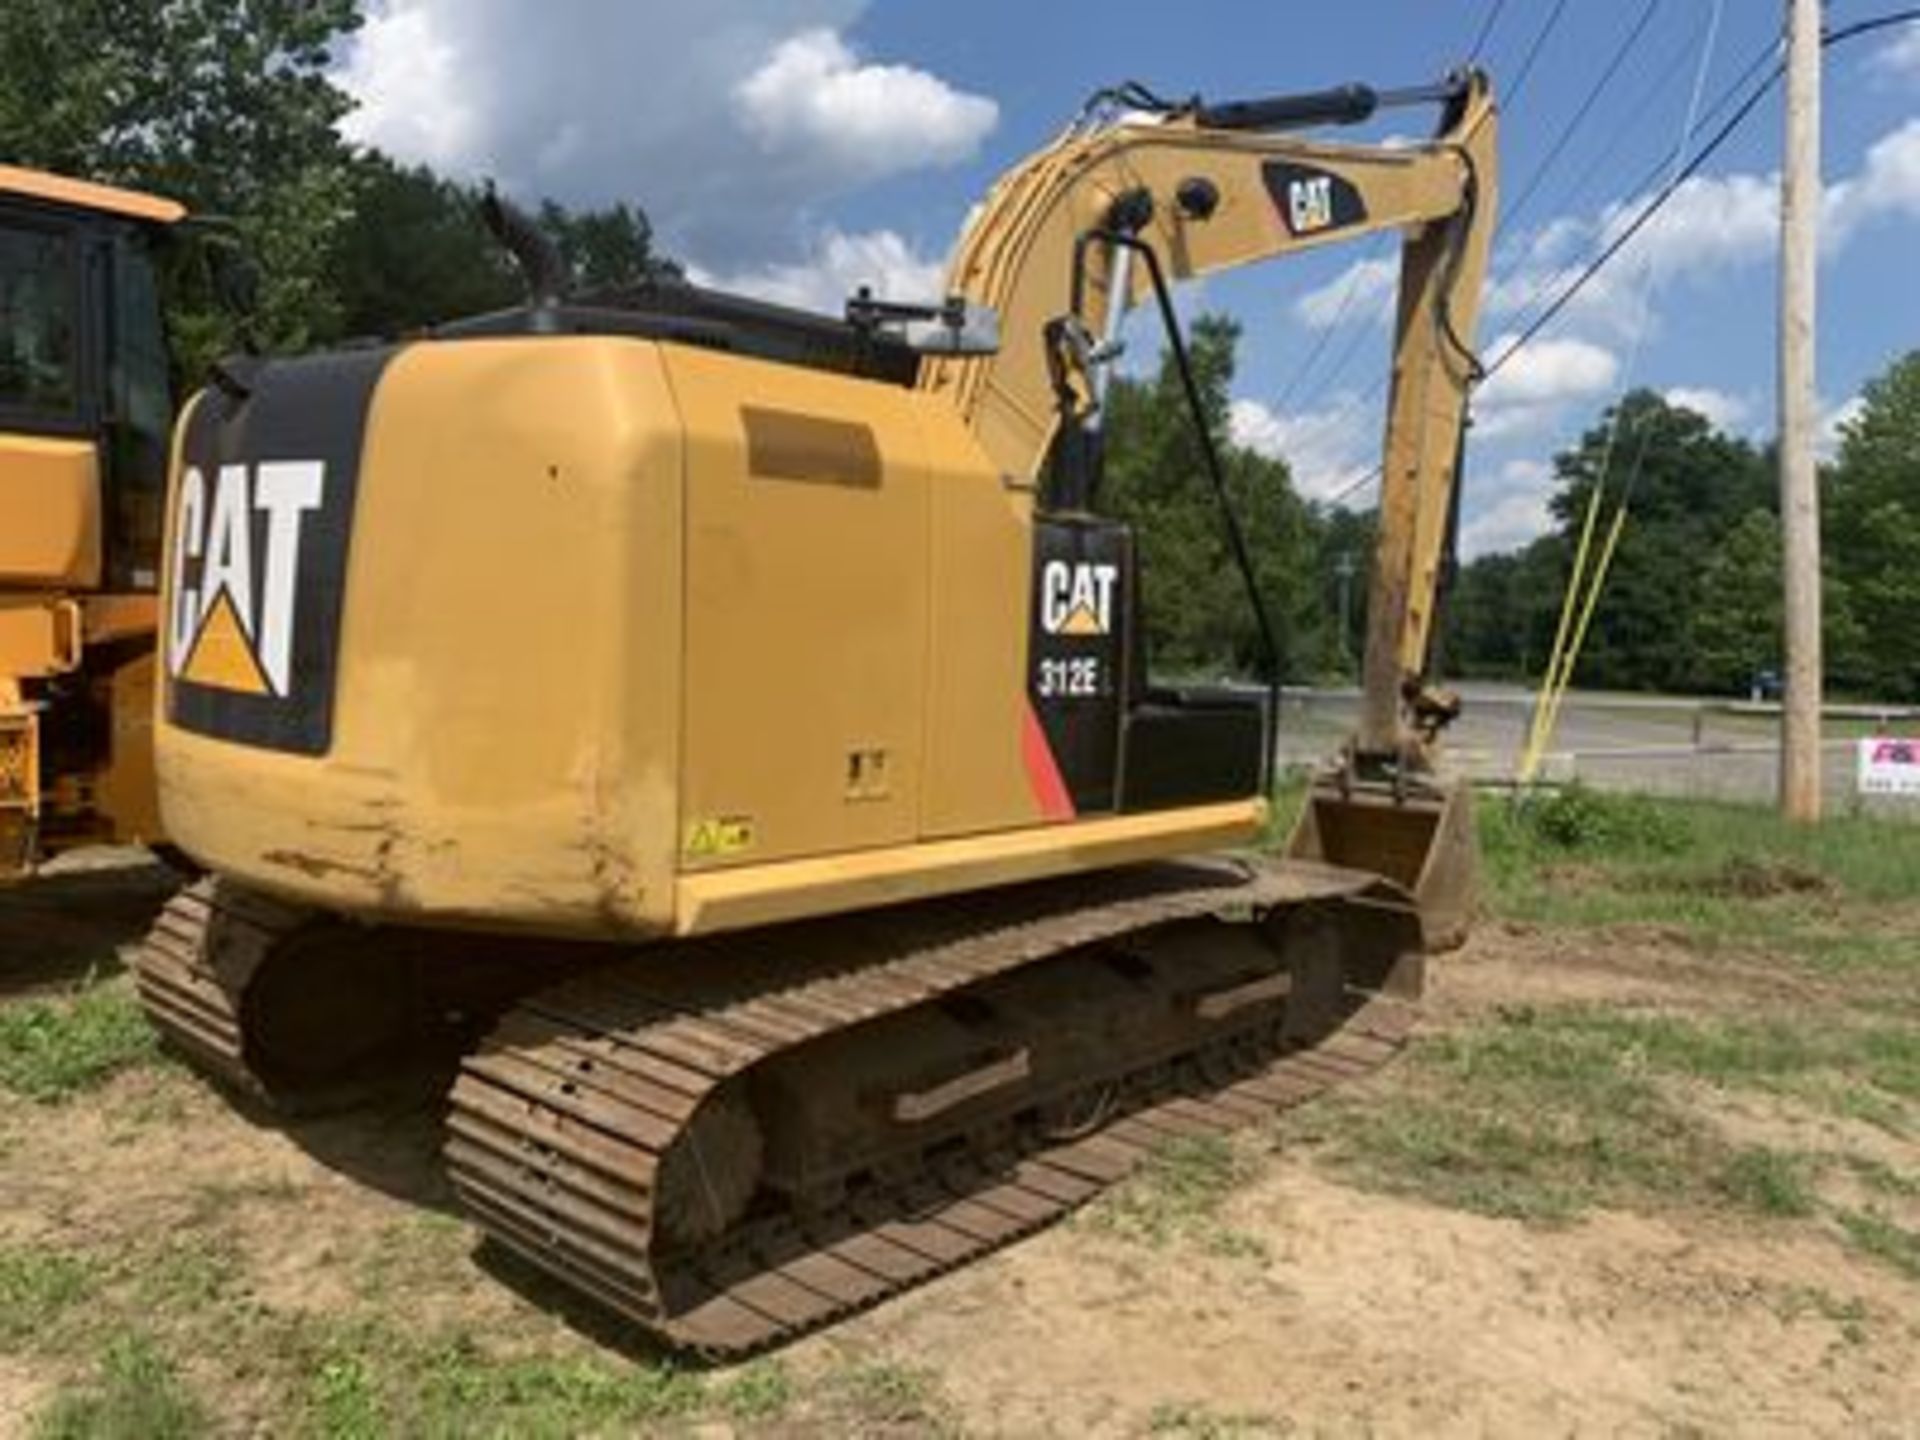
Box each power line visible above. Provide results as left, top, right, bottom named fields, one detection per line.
left=1825, top=9, right=1920, bottom=51
left=1501, top=0, right=1664, bottom=240
left=1468, top=0, right=1510, bottom=63
left=1604, top=37, right=1783, bottom=239
left=1503, top=0, right=1573, bottom=114
left=1269, top=236, right=1389, bottom=415
left=1324, top=463, right=1384, bottom=508
left=1489, top=8, right=1920, bottom=381
left=1276, top=6, right=1920, bottom=511
left=1485, top=53, right=1775, bottom=378
left=1491, top=26, right=1780, bottom=345
left=1540, top=8, right=1718, bottom=228
left=1271, top=0, right=1509, bottom=445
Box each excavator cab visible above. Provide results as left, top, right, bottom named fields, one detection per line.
left=0, top=168, right=186, bottom=874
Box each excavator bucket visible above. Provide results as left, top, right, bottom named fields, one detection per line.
left=1284, top=777, right=1478, bottom=952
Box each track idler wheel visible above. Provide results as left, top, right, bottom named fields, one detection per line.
left=133, top=879, right=430, bottom=1104
left=239, top=928, right=418, bottom=1092
left=655, top=1089, right=765, bottom=1250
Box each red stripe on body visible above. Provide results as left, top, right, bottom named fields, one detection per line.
left=1021, top=701, right=1077, bottom=822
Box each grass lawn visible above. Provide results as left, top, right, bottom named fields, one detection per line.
left=1283, top=783, right=1920, bottom=1279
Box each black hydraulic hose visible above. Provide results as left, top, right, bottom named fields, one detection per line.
left=1088, top=229, right=1286, bottom=782
left=1192, top=75, right=1470, bottom=134
left=1195, top=84, right=1381, bottom=132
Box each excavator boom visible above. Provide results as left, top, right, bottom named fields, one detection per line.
left=925, top=69, right=1497, bottom=766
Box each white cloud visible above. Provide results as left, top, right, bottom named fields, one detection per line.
left=1827, top=119, right=1920, bottom=245
left=1461, top=492, right=1551, bottom=559
left=1229, top=393, right=1382, bottom=506
left=734, top=29, right=996, bottom=184
left=1474, top=335, right=1618, bottom=439
left=1820, top=394, right=1866, bottom=460
left=1292, top=257, right=1397, bottom=329
left=339, top=5, right=479, bottom=171
left=1478, top=336, right=1618, bottom=407
left=1606, top=172, right=1778, bottom=276
left=1870, top=25, right=1920, bottom=80
left=337, top=1, right=994, bottom=273
left=1486, top=116, right=1920, bottom=347
left=1487, top=173, right=1778, bottom=340
left=1459, top=459, right=1555, bottom=559
left=694, top=228, right=946, bottom=313
left=1664, top=386, right=1753, bottom=433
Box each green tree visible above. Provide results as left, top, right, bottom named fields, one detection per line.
left=1826, top=352, right=1920, bottom=699
left=1545, top=390, right=1769, bottom=691
left=1445, top=538, right=1552, bottom=679
left=326, top=158, right=520, bottom=340
left=1690, top=508, right=1782, bottom=691
left=0, top=0, right=364, bottom=361
left=538, top=199, right=683, bottom=293
left=1100, top=316, right=1333, bottom=681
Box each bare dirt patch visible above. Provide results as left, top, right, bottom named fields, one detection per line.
left=807, top=1165, right=1916, bottom=1439
left=1437, top=919, right=1876, bottom=1027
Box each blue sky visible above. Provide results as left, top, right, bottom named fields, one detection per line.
left=339, top=2, right=1920, bottom=555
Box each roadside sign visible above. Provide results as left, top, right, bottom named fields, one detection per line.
left=1858, top=737, right=1920, bottom=797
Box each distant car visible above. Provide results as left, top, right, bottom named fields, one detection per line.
left=1750, top=668, right=1783, bottom=702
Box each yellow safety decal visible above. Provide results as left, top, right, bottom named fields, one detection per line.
left=683, top=816, right=757, bottom=860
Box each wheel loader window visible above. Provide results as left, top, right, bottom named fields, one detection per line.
left=106, top=237, right=173, bottom=588
left=0, top=223, right=79, bottom=421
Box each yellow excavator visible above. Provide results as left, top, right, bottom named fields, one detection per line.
left=0, top=168, right=188, bottom=878
left=131, top=69, right=1496, bottom=1353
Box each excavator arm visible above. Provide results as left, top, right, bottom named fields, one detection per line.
left=921, top=71, right=1498, bottom=767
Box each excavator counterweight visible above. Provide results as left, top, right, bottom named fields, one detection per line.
left=129, top=69, right=1499, bottom=1352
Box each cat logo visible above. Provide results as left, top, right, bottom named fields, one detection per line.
left=166, top=461, right=326, bottom=699
left=1041, top=560, right=1119, bottom=637
left=1288, top=176, right=1335, bottom=234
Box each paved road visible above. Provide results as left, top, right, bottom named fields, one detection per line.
left=1275, top=682, right=1920, bottom=813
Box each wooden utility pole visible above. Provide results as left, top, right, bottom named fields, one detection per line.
left=1779, top=0, right=1823, bottom=821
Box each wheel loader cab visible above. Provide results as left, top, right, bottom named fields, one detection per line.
left=0, top=182, right=176, bottom=592
left=0, top=168, right=185, bottom=873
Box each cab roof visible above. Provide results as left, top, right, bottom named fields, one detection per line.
left=0, top=165, right=186, bottom=225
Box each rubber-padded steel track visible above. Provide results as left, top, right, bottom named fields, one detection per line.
left=445, top=857, right=1422, bottom=1357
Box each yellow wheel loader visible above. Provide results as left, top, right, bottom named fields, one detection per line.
left=132, top=70, right=1498, bottom=1354
left=0, top=168, right=189, bottom=878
